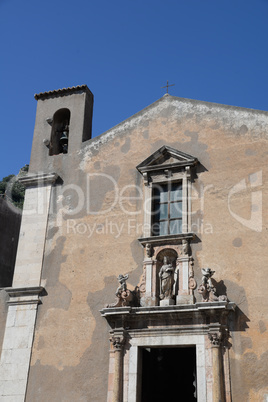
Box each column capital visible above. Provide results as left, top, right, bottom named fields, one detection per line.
left=109, top=331, right=126, bottom=352
left=208, top=332, right=222, bottom=347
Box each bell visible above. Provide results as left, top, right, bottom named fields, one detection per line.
left=59, top=131, right=68, bottom=153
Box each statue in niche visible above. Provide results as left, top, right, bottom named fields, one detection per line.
left=198, top=268, right=227, bottom=302
left=159, top=256, right=175, bottom=300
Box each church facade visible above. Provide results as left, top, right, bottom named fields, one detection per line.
left=0, top=85, right=267, bottom=401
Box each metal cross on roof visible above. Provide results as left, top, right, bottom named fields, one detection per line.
left=161, top=80, right=175, bottom=94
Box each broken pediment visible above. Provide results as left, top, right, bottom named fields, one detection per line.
left=136, top=145, right=198, bottom=174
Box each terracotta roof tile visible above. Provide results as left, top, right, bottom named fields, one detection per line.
left=34, top=85, right=92, bottom=100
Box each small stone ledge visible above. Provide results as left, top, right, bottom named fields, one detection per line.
left=18, top=172, right=59, bottom=188
left=101, top=301, right=236, bottom=317
left=138, top=233, right=195, bottom=247
left=5, top=286, right=46, bottom=305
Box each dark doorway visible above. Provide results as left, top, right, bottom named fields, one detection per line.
left=141, top=347, right=197, bottom=402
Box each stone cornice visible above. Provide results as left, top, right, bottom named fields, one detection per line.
left=101, top=301, right=235, bottom=317
left=18, top=172, right=59, bottom=188
left=138, top=233, right=195, bottom=246
left=101, top=302, right=236, bottom=333
left=5, top=286, right=46, bottom=305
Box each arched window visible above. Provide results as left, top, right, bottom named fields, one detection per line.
left=49, top=108, right=70, bottom=155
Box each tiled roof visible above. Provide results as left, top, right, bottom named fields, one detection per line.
left=34, top=85, right=92, bottom=100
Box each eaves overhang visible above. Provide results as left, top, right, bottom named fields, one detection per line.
left=34, top=85, right=93, bottom=100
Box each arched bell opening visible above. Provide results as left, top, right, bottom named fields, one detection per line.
left=49, top=108, right=70, bottom=155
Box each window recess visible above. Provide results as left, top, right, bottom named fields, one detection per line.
left=136, top=145, right=198, bottom=245
left=152, top=182, right=183, bottom=236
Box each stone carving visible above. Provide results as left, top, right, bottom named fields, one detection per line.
left=159, top=256, right=175, bottom=300
left=138, top=266, right=146, bottom=295
left=109, top=335, right=125, bottom=351
left=208, top=333, right=222, bottom=346
left=115, top=274, right=129, bottom=297
left=189, top=276, right=197, bottom=290
left=106, top=274, right=139, bottom=308
left=145, top=243, right=153, bottom=258
left=198, top=268, right=227, bottom=302
left=189, top=258, right=197, bottom=290
left=181, top=239, right=191, bottom=256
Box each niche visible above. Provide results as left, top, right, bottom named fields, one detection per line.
left=156, top=248, right=178, bottom=302
left=49, top=108, right=70, bottom=155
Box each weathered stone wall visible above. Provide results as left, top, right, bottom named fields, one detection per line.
left=25, top=95, right=268, bottom=401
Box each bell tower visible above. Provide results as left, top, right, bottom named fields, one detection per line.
left=29, top=85, right=94, bottom=174
left=0, top=85, right=94, bottom=401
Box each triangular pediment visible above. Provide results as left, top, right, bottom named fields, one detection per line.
left=136, top=145, right=197, bottom=173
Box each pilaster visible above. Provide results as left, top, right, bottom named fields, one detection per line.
left=0, top=172, right=57, bottom=401
left=0, top=287, right=44, bottom=401
left=13, top=172, right=58, bottom=288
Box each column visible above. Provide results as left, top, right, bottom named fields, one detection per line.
left=209, top=333, right=224, bottom=402
left=110, top=333, right=126, bottom=402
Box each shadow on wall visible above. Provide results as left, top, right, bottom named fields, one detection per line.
left=0, top=198, right=21, bottom=287
left=213, top=278, right=250, bottom=333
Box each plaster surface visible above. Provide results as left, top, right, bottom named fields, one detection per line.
left=2, top=93, right=267, bottom=401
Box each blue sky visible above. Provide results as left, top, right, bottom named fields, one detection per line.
left=1, top=0, right=268, bottom=179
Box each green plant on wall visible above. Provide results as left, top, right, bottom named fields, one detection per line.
left=0, top=165, right=29, bottom=209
